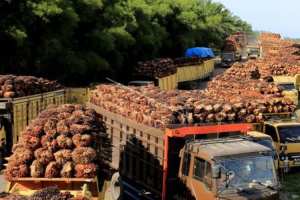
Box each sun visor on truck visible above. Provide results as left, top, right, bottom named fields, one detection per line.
left=184, top=47, right=215, bottom=58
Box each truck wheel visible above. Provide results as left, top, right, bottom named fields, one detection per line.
left=189, top=81, right=198, bottom=90
left=111, top=172, right=124, bottom=200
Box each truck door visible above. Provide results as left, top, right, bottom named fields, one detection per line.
left=264, top=124, right=280, bottom=151
left=188, top=156, right=214, bottom=200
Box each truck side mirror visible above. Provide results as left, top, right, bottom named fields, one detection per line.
left=211, top=165, right=221, bottom=179
left=280, top=134, right=286, bottom=143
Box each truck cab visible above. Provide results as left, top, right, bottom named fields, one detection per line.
left=178, top=138, right=279, bottom=200
left=261, top=120, right=300, bottom=170
left=221, top=52, right=236, bottom=67
left=246, top=45, right=260, bottom=59
left=273, top=76, right=298, bottom=105
left=247, top=131, right=279, bottom=169
left=248, top=49, right=260, bottom=59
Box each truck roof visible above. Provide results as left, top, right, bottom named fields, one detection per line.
left=188, top=138, right=271, bottom=158
left=247, top=131, right=271, bottom=138
left=273, top=76, right=294, bottom=83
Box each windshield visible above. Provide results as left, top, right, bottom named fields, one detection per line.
left=249, top=49, right=259, bottom=54
left=279, top=83, right=296, bottom=91
left=217, top=156, right=277, bottom=193
left=257, top=138, right=278, bottom=160
left=222, top=54, right=234, bottom=59
left=278, top=125, right=300, bottom=143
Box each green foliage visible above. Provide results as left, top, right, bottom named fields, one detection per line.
left=284, top=37, right=300, bottom=43
left=0, top=0, right=254, bottom=86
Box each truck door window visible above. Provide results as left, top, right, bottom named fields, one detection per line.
left=265, top=125, right=278, bottom=142
left=181, top=152, right=191, bottom=176
left=193, top=157, right=212, bottom=191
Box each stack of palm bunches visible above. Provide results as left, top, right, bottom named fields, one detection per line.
left=90, top=84, right=296, bottom=128
left=4, top=104, right=111, bottom=181
left=222, top=37, right=239, bottom=51
left=0, top=75, right=63, bottom=98
left=259, top=32, right=281, bottom=43
left=133, top=56, right=207, bottom=79
left=0, top=187, right=90, bottom=200
left=133, top=58, right=176, bottom=78
left=222, top=62, right=261, bottom=79
left=173, top=56, right=203, bottom=68
left=254, top=46, right=300, bottom=79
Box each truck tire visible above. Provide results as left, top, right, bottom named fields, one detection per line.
left=189, top=81, right=198, bottom=90
left=111, top=172, right=124, bottom=200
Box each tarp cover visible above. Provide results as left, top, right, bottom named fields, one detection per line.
left=184, top=47, right=214, bottom=58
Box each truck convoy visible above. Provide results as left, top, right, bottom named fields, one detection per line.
left=87, top=102, right=279, bottom=200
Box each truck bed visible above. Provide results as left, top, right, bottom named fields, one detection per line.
left=6, top=177, right=106, bottom=200
left=0, top=89, right=65, bottom=146
left=158, top=59, right=214, bottom=90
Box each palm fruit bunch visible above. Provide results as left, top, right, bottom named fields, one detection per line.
left=4, top=104, right=111, bottom=180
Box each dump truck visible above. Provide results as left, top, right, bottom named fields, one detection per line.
left=220, top=51, right=236, bottom=67
left=246, top=45, right=260, bottom=59
left=0, top=89, right=65, bottom=168
left=249, top=112, right=300, bottom=170
left=273, top=76, right=298, bottom=105
left=158, top=47, right=214, bottom=90
left=6, top=177, right=107, bottom=200
left=87, top=102, right=279, bottom=200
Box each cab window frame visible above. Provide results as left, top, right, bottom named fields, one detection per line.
left=193, top=156, right=212, bottom=191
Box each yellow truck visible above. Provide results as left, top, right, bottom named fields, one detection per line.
left=273, top=76, right=299, bottom=105
left=251, top=116, right=300, bottom=171
left=5, top=177, right=107, bottom=200
left=0, top=89, right=65, bottom=168
left=158, top=47, right=214, bottom=90
left=246, top=45, right=260, bottom=59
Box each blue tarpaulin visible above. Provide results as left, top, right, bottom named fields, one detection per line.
left=184, top=47, right=214, bottom=58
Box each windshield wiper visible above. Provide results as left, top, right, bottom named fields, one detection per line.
left=235, top=186, right=250, bottom=194
left=251, top=182, right=277, bottom=190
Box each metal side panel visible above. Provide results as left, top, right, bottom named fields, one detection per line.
left=66, top=88, right=88, bottom=106
left=158, top=74, right=177, bottom=90
left=13, top=103, right=27, bottom=144
left=87, top=102, right=165, bottom=195
left=177, top=65, right=204, bottom=82
left=11, top=89, right=65, bottom=144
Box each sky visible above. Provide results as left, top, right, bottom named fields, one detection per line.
left=212, top=0, right=300, bottom=38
